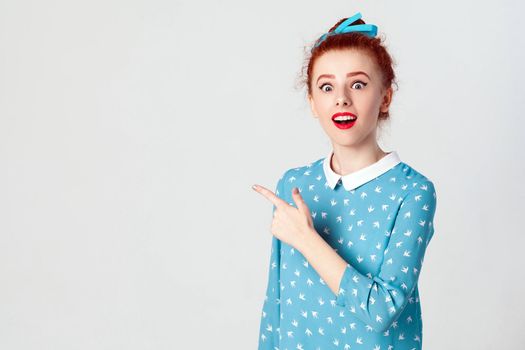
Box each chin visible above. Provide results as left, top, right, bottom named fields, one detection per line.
left=329, top=136, right=360, bottom=147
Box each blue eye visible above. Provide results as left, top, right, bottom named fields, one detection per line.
left=319, top=83, right=332, bottom=92
left=352, top=81, right=367, bottom=89
left=319, top=81, right=368, bottom=92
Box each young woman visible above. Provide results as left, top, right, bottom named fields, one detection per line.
left=252, top=12, right=437, bottom=350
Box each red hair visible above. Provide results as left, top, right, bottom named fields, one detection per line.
left=297, top=17, right=398, bottom=122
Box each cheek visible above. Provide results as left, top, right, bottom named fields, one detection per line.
left=358, top=94, right=382, bottom=113
left=318, top=94, right=336, bottom=110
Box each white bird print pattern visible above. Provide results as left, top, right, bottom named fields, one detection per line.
left=258, top=151, right=437, bottom=350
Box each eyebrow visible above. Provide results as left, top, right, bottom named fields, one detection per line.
left=316, top=71, right=370, bottom=84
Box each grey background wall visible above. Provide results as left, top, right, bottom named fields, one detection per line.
left=1, top=0, right=523, bottom=349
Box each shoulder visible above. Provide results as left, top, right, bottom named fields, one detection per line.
left=276, top=156, right=325, bottom=200
left=397, top=161, right=437, bottom=205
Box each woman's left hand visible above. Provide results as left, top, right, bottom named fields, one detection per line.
left=252, top=184, right=316, bottom=250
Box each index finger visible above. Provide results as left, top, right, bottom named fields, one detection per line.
left=252, top=184, right=288, bottom=209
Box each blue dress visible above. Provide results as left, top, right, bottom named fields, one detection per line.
left=257, top=150, right=437, bottom=350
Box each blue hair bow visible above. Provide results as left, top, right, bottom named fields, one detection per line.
left=313, top=12, right=378, bottom=49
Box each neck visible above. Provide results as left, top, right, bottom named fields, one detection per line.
left=330, top=140, right=387, bottom=176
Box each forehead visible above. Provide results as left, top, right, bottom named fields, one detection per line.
left=313, top=49, right=377, bottom=78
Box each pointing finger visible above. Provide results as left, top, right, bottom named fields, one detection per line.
left=252, top=184, right=287, bottom=209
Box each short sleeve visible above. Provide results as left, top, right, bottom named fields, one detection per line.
left=335, top=180, right=437, bottom=333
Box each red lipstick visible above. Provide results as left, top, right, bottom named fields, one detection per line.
left=332, top=112, right=357, bottom=130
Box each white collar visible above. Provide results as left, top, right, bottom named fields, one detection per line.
left=323, top=150, right=402, bottom=191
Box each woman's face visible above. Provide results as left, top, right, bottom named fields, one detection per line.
left=308, top=48, right=392, bottom=149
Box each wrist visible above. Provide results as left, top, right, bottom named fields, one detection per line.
left=297, top=227, right=320, bottom=255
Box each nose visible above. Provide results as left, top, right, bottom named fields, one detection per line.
left=336, top=94, right=351, bottom=107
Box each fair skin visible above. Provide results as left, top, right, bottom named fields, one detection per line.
left=252, top=48, right=394, bottom=296
left=309, top=48, right=393, bottom=173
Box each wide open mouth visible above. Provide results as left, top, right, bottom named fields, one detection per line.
left=332, top=117, right=357, bottom=125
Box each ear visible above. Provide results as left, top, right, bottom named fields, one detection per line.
left=308, top=94, right=319, bottom=119
left=380, top=86, right=393, bottom=114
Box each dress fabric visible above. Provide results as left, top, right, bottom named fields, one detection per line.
left=257, top=150, right=437, bottom=350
